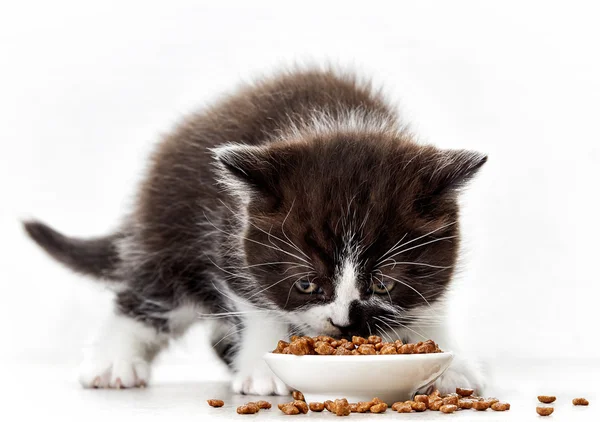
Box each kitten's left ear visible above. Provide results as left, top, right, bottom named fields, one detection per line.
left=428, top=149, right=488, bottom=196
left=211, top=142, right=287, bottom=203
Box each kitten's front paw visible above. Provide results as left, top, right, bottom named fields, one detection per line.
left=232, top=367, right=289, bottom=396
left=79, top=357, right=150, bottom=389
left=433, top=358, right=486, bottom=395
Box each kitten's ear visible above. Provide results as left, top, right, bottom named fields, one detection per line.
left=416, top=149, right=487, bottom=215
left=211, top=143, right=283, bottom=202
left=428, top=149, right=488, bottom=196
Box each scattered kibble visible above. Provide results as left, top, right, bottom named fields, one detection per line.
left=573, top=398, right=589, bottom=406
left=237, top=402, right=260, bottom=414
left=491, top=402, right=510, bottom=411
left=456, top=387, right=474, bottom=397
left=440, top=404, right=458, bottom=413
left=292, top=391, right=305, bottom=401
left=536, top=406, right=554, bottom=416
left=309, top=402, right=325, bottom=412
left=207, top=399, right=224, bottom=407
left=538, top=395, right=556, bottom=404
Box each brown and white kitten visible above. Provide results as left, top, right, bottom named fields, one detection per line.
left=24, top=68, right=487, bottom=395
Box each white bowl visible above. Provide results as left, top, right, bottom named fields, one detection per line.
left=263, top=352, right=453, bottom=404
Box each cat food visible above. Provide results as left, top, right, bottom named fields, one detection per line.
left=456, top=387, right=474, bottom=396
left=536, top=406, right=554, bottom=416
left=394, top=402, right=413, bottom=413
left=538, top=395, right=556, bottom=403
left=237, top=402, right=260, bottom=414
left=272, top=336, right=443, bottom=355
left=573, top=398, right=589, bottom=406
left=411, top=401, right=427, bottom=412
left=440, top=404, right=458, bottom=413
left=255, top=400, right=272, bottom=410
left=429, top=399, right=444, bottom=411
left=472, top=400, right=490, bottom=411
left=334, top=398, right=351, bottom=416
left=292, top=391, right=305, bottom=401
left=207, top=399, right=224, bottom=407
left=309, top=402, right=325, bottom=412
left=458, top=399, right=474, bottom=409
left=293, top=400, right=309, bottom=414
left=370, top=403, right=388, bottom=413
left=278, top=403, right=300, bottom=415
left=491, top=402, right=510, bottom=411
left=324, top=400, right=335, bottom=412
left=414, top=394, right=429, bottom=406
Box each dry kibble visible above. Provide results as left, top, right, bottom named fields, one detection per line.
left=293, top=400, right=309, bottom=414
left=442, top=396, right=459, bottom=406
left=414, top=395, right=429, bottom=407
left=370, top=403, right=388, bottom=413
left=357, top=344, right=377, bottom=355
left=429, top=399, right=443, bottom=411
left=368, top=335, right=382, bottom=344
left=491, top=402, right=510, bottom=411
left=314, top=341, right=335, bottom=355
left=440, top=404, right=457, bottom=413
left=458, top=399, right=474, bottom=409
left=309, top=402, right=325, bottom=412
left=487, top=398, right=499, bottom=405
left=237, top=403, right=260, bottom=414
left=207, top=399, right=224, bottom=407
left=335, top=346, right=353, bottom=355
left=349, top=403, right=358, bottom=412
left=472, top=400, right=490, bottom=411
left=375, top=342, right=385, bottom=351
left=456, top=387, right=474, bottom=397
left=356, top=401, right=372, bottom=413
left=279, top=403, right=300, bottom=415
left=573, top=398, right=589, bottom=406
left=255, top=400, right=271, bottom=409
left=411, top=401, right=427, bottom=412
left=351, top=349, right=360, bottom=355
left=273, top=340, right=289, bottom=353
left=315, top=335, right=335, bottom=343
left=292, top=391, right=305, bottom=401
left=399, top=343, right=416, bottom=354
left=334, top=399, right=351, bottom=416
left=379, top=344, right=397, bottom=354
left=536, top=406, right=554, bottom=416
left=394, top=402, right=413, bottom=413
left=289, top=338, right=312, bottom=356
left=324, top=400, right=335, bottom=412
left=352, top=336, right=368, bottom=345
left=538, top=395, right=556, bottom=404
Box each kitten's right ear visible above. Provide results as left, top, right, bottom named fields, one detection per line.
left=211, top=143, right=283, bottom=203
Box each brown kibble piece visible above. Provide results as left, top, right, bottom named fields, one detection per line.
left=279, top=403, right=300, bottom=415
left=207, top=399, right=224, bottom=407
left=368, top=335, right=382, bottom=344
left=573, top=398, right=589, bottom=406
left=292, top=391, right=305, bottom=401
left=352, top=336, right=367, bottom=345
left=536, top=406, right=554, bottom=416
left=357, top=344, right=376, bottom=355
left=370, top=403, right=388, bottom=413
left=375, top=342, right=384, bottom=351
left=334, top=398, right=351, bottom=416
left=442, top=396, right=459, bottom=406
left=379, top=344, right=397, bottom=354
left=456, top=387, right=474, bottom=397
left=399, top=343, right=416, bottom=354
left=309, top=402, right=325, bottom=412
left=293, top=400, right=309, bottom=414
left=491, top=402, right=510, bottom=411
left=349, top=403, right=358, bottom=412
left=440, top=404, right=457, bottom=413
left=394, top=402, right=413, bottom=413
left=487, top=398, right=499, bottom=405
left=458, top=399, right=473, bottom=409
left=356, top=401, right=372, bottom=413
left=255, top=400, right=271, bottom=409
left=315, top=335, right=335, bottom=343
left=429, top=399, right=443, bottom=411
left=335, top=346, right=353, bottom=355
left=410, top=401, right=427, bottom=412
left=538, top=395, right=556, bottom=404
left=414, top=395, right=429, bottom=406
left=324, top=400, right=335, bottom=412
left=472, top=400, right=490, bottom=411
left=371, top=397, right=383, bottom=405
left=237, top=403, right=260, bottom=414
left=273, top=340, right=289, bottom=353
left=314, top=341, right=335, bottom=355
left=289, top=338, right=312, bottom=356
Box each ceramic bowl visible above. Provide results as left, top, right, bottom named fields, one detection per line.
left=263, top=352, right=453, bottom=404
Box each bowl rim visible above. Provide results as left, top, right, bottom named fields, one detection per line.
left=263, top=351, right=453, bottom=362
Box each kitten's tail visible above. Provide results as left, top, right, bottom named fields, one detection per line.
left=22, top=220, right=123, bottom=281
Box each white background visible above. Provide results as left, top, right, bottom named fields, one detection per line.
left=1, top=0, right=599, bottom=383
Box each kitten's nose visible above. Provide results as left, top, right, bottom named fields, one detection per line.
left=328, top=318, right=361, bottom=336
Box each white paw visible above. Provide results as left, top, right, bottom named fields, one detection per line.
left=79, top=357, right=150, bottom=389
left=232, top=367, right=289, bottom=396
left=433, top=358, right=486, bottom=395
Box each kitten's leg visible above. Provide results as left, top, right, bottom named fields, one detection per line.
left=231, top=313, right=290, bottom=396
left=78, top=310, right=167, bottom=388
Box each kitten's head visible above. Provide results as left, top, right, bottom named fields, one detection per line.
left=214, top=131, right=486, bottom=338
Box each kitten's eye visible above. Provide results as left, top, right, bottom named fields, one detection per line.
left=295, top=279, right=323, bottom=294
left=369, top=279, right=395, bottom=294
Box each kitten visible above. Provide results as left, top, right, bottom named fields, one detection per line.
left=24, top=67, right=487, bottom=395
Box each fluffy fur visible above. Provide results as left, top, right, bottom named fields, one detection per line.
left=24, top=67, right=487, bottom=395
